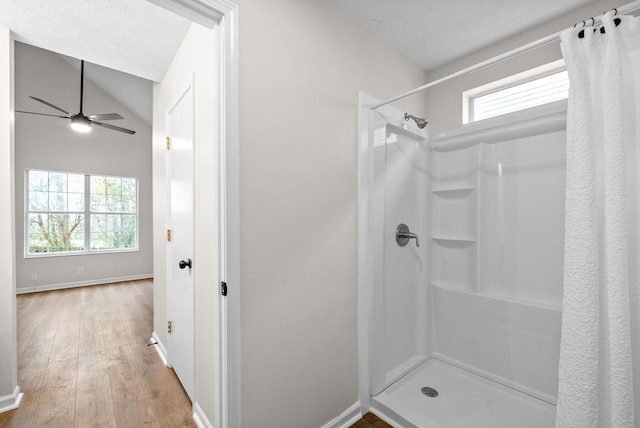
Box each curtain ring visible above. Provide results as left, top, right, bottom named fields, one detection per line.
left=574, top=20, right=586, bottom=28
left=589, top=17, right=595, bottom=26
left=603, top=8, right=618, bottom=16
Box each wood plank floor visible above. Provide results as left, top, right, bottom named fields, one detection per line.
left=0, top=279, right=195, bottom=428
left=350, top=412, right=393, bottom=428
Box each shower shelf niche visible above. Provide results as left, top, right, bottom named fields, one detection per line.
left=432, top=186, right=476, bottom=196
left=432, top=237, right=476, bottom=243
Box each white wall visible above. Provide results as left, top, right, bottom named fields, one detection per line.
left=0, top=27, right=18, bottom=409
left=234, top=1, right=428, bottom=426
left=13, top=43, right=152, bottom=291
left=152, top=22, right=220, bottom=423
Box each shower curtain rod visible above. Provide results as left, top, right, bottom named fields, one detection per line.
left=372, top=0, right=640, bottom=110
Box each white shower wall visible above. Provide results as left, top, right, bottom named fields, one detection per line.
left=430, top=106, right=566, bottom=404
left=369, top=109, right=431, bottom=396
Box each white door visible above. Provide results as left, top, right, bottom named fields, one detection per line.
left=167, top=84, right=195, bottom=401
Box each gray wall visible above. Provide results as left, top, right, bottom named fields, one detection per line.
left=14, top=43, right=152, bottom=291
left=234, top=0, right=428, bottom=426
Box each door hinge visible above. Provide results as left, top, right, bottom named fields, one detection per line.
left=221, top=281, right=228, bottom=296
left=166, top=136, right=171, bottom=150
left=167, top=229, right=172, bottom=242
left=168, top=320, right=173, bottom=334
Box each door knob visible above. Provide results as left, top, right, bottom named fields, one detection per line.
left=179, top=259, right=192, bottom=269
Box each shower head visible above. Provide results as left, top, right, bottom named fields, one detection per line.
left=405, top=113, right=428, bottom=129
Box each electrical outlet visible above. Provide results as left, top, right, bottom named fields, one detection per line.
left=77, top=267, right=84, bottom=275
left=31, top=273, right=38, bottom=281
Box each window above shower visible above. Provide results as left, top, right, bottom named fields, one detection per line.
left=463, top=59, right=569, bottom=124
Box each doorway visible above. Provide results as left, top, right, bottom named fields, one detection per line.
left=4, top=1, right=240, bottom=427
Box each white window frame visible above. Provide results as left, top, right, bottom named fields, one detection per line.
left=463, top=59, right=568, bottom=124
left=25, top=169, right=139, bottom=258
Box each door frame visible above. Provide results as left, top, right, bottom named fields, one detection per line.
left=149, top=2, right=241, bottom=427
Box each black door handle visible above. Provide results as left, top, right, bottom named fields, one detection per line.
left=179, top=259, right=192, bottom=269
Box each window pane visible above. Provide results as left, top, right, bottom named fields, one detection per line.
left=29, top=233, right=48, bottom=253
left=106, top=214, right=121, bottom=233
left=68, top=193, right=84, bottom=212
left=27, top=213, right=84, bottom=254
left=29, top=191, right=48, bottom=211
left=122, top=178, right=136, bottom=196
left=68, top=174, right=85, bottom=193
left=473, top=71, right=569, bottom=122
left=90, top=233, right=107, bottom=250
left=106, top=195, right=122, bottom=212
left=106, top=177, right=122, bottom=195
left=91, top=176, right=106, bottom=195
left=48, top=172, right=67, bottom=193
left=122, top=196, right=136, bottom=213
left=28, top=170, right=48, bottom=191
left=122, top=214, right=137, bottom=248
left=90, top=214, right=106, bottom=249
left=28, top=214, right=47, bottom=235
left=48, top=192, right=67, bottom=211
left=90, top=193, right=106, bottom=212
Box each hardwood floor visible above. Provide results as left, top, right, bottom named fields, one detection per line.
left=350, top=412, right=393, bottom=428
left=0, top=279, right=195, bottom=428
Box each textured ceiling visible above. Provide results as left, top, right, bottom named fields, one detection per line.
left=334, top=0, right=601, bottom=71
left=0, top=0, right=190, bottom=82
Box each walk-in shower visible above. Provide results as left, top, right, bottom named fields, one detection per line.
left=358, top=93, right=567, bottom=427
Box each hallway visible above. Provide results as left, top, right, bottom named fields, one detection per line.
left=0, top=280, right=194, bottom=427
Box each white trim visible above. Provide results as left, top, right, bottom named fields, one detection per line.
left=15, top=273, right=153, bottom=294
left=320, top=402, right=362, bottom=428
left=146, top=0, right=224, bottom=29
left=192, top=402, right=214, bottom=428
left=150, top=332, right=170, bottom=367
left=211, top=2, right=241, bottom=428
left=357, top=92, right=375, bottom=411
left=0, top=386, right=23, bottom=414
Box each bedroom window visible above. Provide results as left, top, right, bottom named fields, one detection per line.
left=26, top=169, right=138, bottom=256
left=463, top=59, right=569, bottom=123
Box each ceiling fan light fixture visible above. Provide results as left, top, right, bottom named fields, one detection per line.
left=70, top=115, right=91, bottom=133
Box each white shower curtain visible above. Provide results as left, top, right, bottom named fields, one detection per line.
left=556, top=12, right=640, bottom=428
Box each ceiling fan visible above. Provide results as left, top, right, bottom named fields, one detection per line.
left=16, top=60, right=136, bottom=135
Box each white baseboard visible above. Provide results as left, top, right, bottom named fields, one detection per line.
left=0, top=386, right=23, bottom=414
left=320, top=402, right=361, bottom=428
left=16, top=273, right=154, bottom=294
left=150, top=332, right=170, bottom=367
left=192, top=402, right=213, bottom=428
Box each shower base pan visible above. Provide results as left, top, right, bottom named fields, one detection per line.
left=371, top=359, right=556, bottom=428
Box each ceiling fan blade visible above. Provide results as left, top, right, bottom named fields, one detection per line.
left=15, top=110, right=70, bottom=119
left=93, top=121, right=136, bottom=135
left=29, top=96, right=70, bottom=115
left=88, top=113, right=124, bottom=121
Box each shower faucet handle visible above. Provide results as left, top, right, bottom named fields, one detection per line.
left=396, top=224, right=420, bottom=247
